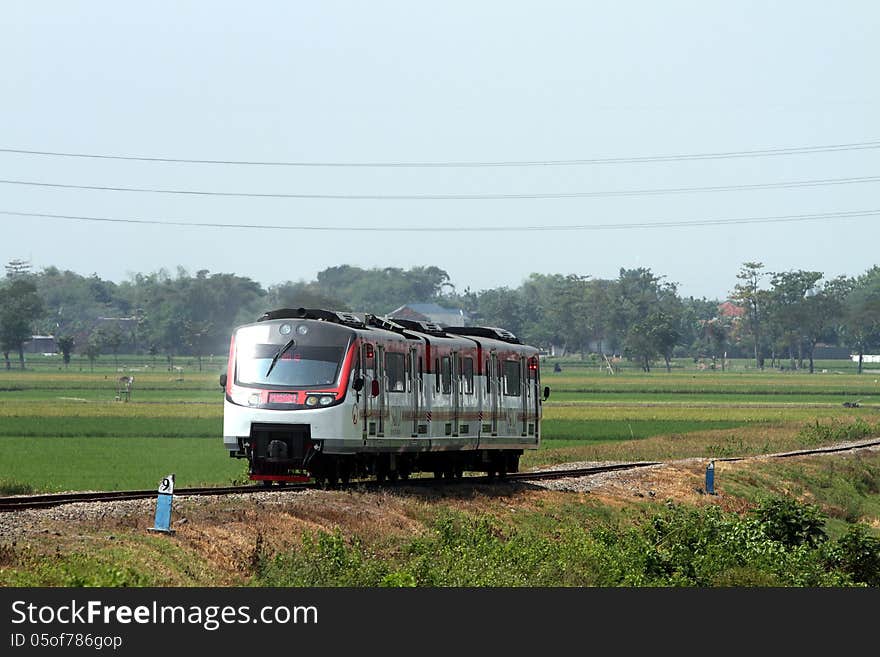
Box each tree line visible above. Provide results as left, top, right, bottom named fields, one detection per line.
left=1, top=262, right=878, bottom=372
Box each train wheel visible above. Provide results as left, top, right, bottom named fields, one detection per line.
left=433, top=471, right=443, bottom=480
left=261, top=479, right=273, bottom=488
left=339, top=460, right=352, bottom=485
left=325, top=460, right=339, bottom=489
left=388, top=471, right=399, bottom=483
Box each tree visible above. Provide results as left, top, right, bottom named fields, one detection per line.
left=0, top=278, right=44, bottom=369
left=313, top=265, right=452, bottom=314
left=611, top=268, right=682, bottom=371
left=801, top=276, right=851, bottom=374
left=57, top=335, right=75, bottom=369
left=472, top=287, right=526, bottom=340
left=623, top=311, right=680, bottom=372
left=268, top=281, right=346, bottom=311
left=843, top=267, right=880, bottom=373
left=83, top=330, right=104, bottom=372
left=122, top=268, right=265, bottom=364
left=520, top=274, right=591, bottom=354
left=104, top=326, right=124, bottom=370
left=183, top=319, right=213, bottom=371
left=699, top=317, right=730, bottom=370
left=731, top=262, right=766, bottom=370
left=766, top=270, right=823, bottom=370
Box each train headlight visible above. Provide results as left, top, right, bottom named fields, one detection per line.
left=319, top=395, right=334, bottom=406
left=305, top=395, right=319, bottom=407
left=248, top=393, right=261, bottom=406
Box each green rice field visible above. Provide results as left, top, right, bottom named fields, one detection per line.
left=0, top=357, right=878, bottom=492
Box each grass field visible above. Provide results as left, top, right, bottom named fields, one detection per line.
left=1, top=358, right=878, bottom=492
left=2, top=358, right=880, bottom=588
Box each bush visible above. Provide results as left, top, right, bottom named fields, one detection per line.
left=752, top=497, right=827, bottom=548
left=797, top=419, right=878, bottom=446
left=824, top=524, right=880, bottom=586
left=254, top=502, right=864, bottom=587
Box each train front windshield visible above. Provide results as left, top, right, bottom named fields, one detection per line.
left=234, top=322, right=351, bottom=388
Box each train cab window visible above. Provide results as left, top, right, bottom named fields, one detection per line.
left=503, top=360, right=521, bottom=396
left=440, top=356, right=452, bottom=394
left=462, top=357, right=474, bottom=394
left=385, top=352, right=406, bottom=392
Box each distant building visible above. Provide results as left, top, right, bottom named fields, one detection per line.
left=813, top=345, right=851, bottom=360
left=94, top=317, right=139, bottom=333
left=388, top=303, right=469, bottom=327
left=717, top=301, right=745, bottom=319
left=23, top=335, right=58, bottom=354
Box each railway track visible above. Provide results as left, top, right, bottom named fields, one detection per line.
left=2, top=438, right=878, bottom=513
left=0, top=483, right=313, bottom=513
left=0, top=462, right=659, bottom=513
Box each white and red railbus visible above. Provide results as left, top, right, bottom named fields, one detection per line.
left=221, top=308, right=549, bottom=486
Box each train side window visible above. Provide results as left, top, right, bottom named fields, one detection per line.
left=485, top=359, right=491, bottom=393
left=503, top=360, right=521, bottom=396
left=385, top=352, right=406, bottom=392
left=463, top=357, right=474, bottom=394
left=440, top=356, right=452, bottom=394
left=435, top=358, right=441, bottom=392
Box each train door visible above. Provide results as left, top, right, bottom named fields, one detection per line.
left=376, top=345, right=385, bottom=436
left=358, top=344, right=368, bottom=442
left=530, top=356, right=540, bottom=440
left=410, top=347, right=420, bottom=437
left=489, top=351, right=499, bottom=435
left=520, top=356, right=528, bottom=436
left=451, top=351, right=459, bottom=436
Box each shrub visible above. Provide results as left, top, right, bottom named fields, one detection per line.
left=824, top=524, right=880, bottom=586
left=752, top=497, right=827, bottom=548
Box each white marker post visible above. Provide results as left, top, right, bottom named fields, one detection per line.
left=149, top=474, right=175, bottom=534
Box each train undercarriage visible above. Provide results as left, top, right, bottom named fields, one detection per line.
left=234, top=422, right=522, bottom=488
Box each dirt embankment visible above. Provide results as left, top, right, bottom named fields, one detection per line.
left=3, top=439, right=879, bottom=585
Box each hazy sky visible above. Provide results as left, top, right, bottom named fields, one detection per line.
left=2, top=1, right=878, bottom=300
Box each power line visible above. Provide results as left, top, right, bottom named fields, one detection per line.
left=1, top=174, right=878, bottom=200
left=1, top=140, right=879, bottom=168
left=1, top=208, right=876, bottom=232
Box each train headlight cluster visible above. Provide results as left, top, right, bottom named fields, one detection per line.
left=248, top=393, right=261, bottom=406
left=305, top=395, right=335, bottom=407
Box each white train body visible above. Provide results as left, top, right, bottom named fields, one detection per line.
left=222, top=308, right=546, bottom=484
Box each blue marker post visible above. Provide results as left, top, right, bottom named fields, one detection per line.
left=705, top=461, right=716, bottom=495
left=149, top=474, right=175, bottom=533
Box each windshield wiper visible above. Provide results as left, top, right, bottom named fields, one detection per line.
left=265, top=339, right=296, bottom=377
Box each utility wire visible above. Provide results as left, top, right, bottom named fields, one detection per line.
left=0, top=140, right=879, bottom=168
left=1, top=174, right=878, bottom=200
left=1, top=209, right=876, bottom=232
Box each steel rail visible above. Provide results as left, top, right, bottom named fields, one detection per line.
left=0, top=483, right=313, bottom=512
